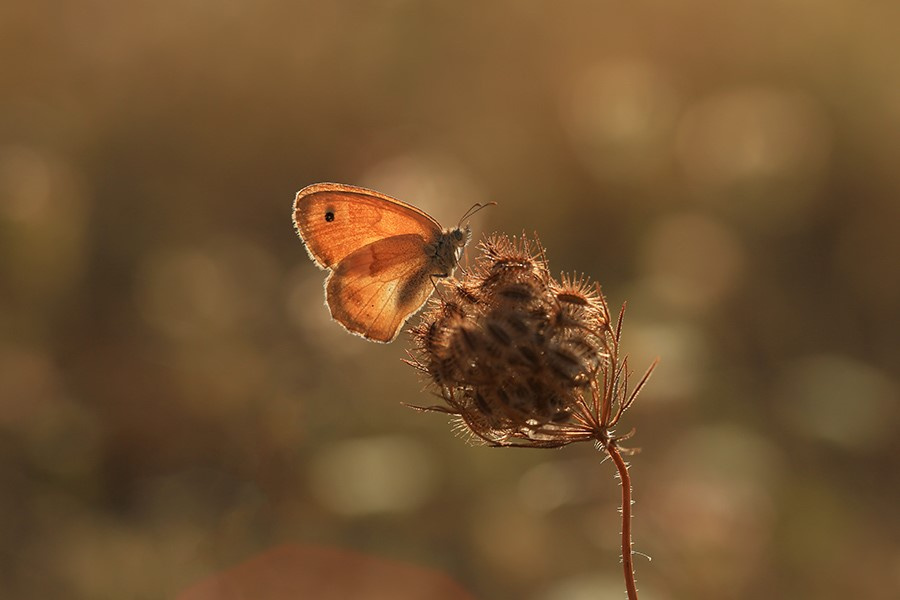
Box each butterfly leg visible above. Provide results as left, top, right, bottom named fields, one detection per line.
left=429, top=273, right=450, bottom=302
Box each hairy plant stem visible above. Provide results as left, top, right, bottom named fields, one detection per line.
left=605, top=440, right=638, bottom=600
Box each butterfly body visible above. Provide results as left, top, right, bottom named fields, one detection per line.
left=293, top=183, right=470, bottom=342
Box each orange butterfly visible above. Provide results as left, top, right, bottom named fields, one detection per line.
left=293, top=183, right=475, bottom=342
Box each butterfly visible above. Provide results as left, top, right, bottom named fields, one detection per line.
left=293, top=182, right=480, bottom=342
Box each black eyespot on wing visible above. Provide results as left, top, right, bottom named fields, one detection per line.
left=324, top=211, right=335, bottom=222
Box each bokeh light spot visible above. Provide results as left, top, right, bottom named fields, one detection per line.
left=309, top=435, right=437, bottom=515
left=638, top=212, right=745, bottom=312
left=776, top=354, right=897, bottom=451
left=561, top=58, right=680, bottom=181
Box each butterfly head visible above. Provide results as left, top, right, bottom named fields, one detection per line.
left=455, top=224, right=471, bottom=263
left=451, top=224, right=470, bottom=252
left=436, top=201, right=494, bottom=275
left=431, top=225, right=470, bottom=276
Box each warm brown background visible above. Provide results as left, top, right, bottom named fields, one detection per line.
left=2, top=2, right=899, bottom=599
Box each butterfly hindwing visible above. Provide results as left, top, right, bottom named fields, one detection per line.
left=324, top=234, right=435, bottom=342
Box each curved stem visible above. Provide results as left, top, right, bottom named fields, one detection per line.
left=606, top=441, right=638, bottom=600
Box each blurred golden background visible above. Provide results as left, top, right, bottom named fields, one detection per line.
left=2, top=1, right=899, bottom=599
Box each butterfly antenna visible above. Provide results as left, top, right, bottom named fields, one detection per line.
left=458, top=201, right=497, bottom=228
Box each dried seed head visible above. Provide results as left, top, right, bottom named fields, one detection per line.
left=452, top=281, right=481, bottom=306
left=552, top=273, right=603, bottom=309
left=405, top=233, right=656, bottom=448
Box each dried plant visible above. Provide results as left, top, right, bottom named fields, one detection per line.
left=405, top=233, right=657, bottom=600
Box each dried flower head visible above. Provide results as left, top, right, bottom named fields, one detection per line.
left=406, top=233, right=656, bottom=448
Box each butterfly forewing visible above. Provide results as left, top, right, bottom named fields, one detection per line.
left=294, top=183, right=443, bottom=269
